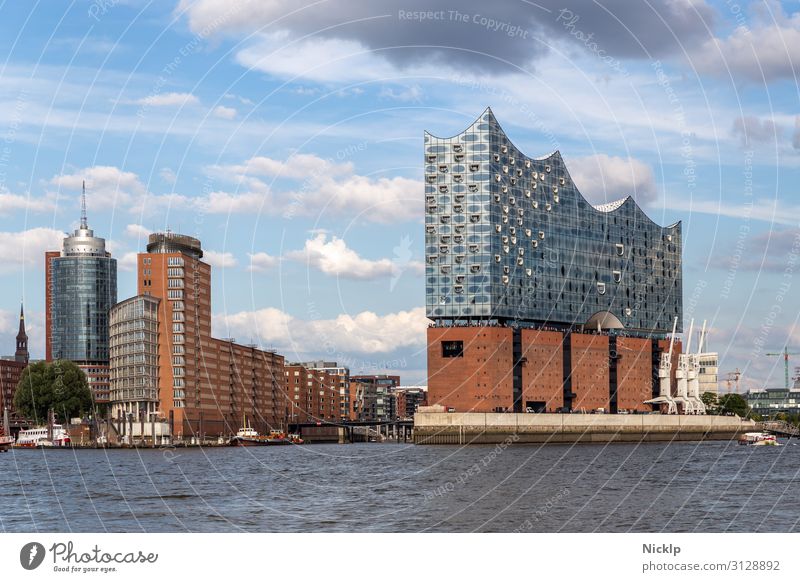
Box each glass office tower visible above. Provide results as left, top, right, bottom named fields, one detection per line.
left=48, top=196, right=117, bottom=403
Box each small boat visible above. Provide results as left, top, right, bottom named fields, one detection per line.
left=0, top=434, right=13, bottom=452
left=738, top=432, right=779, bottom=446
left=14, top=425, right=71, bottom=448
left=228, top=426, right=291, bottom=447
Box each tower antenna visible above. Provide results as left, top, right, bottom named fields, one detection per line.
left=80, top=180, right=88, bottom=229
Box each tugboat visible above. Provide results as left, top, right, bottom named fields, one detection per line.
left=738, top=432, right=779, bottom=446
left=228, top=416, right=293, bottom=446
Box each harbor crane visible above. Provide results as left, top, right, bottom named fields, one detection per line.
left=644, top=316, right=679, bottom=414
left=765, top=347, right=799, bottom=390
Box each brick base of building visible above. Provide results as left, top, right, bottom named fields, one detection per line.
left=427, top=326, right=681, bottom=414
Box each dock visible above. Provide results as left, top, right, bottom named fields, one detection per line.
left=413, top=412, right=757, bottom=445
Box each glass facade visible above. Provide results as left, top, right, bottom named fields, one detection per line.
left=109, top=295, right=160, bottom=420
left=51, top=256, right=117, bottom=361
left=424, top=108, right=682, bottom=335
left=746, top=388, right=800, bottom=417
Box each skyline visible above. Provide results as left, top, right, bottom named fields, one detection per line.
left=0, top=1, right=797, bottom=389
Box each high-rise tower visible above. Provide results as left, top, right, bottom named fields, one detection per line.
left=45, top=182, right=117, bottom=404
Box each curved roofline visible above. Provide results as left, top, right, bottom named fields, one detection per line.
left=425, top=107, right=680, bottom=232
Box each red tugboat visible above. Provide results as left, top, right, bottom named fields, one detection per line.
left=228, top=426, right=291, bottom=446
left=228, top=415, right=303, bottom=446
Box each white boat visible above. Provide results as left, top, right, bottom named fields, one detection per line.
left=15, top=425, right=71, bottom=447
left=738, top=432, right=779, bottom=446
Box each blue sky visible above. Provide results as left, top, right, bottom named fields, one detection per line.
left=0, top=0, right=798, bottom=389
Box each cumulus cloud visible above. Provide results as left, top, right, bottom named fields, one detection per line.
left=51, top=165, right=149, bottom=212
left=48, top=154, right=418, bottom=223
left=212, top=105, right=237, bottom=119
left=691, top=4, right=800, bottom=83
left=125, top=224, right=151, bottom=238
left=731, top=115, right=781, bottom=147
left=180, top=0, right=714, bottom=80
left=117, top=251, right=139, bottom=272
left=213, top=305, right=428, bottom=355
left=286, top=233, right=399, bottom=279
left=566, top=153, right=657, bottom=206
left=204, top=250, right=238, bottom=269
left=135, top=92, right=199, bottom=107
left=0, top=228, right=65, bottom=272
left=247, top=252, right=279, bottom=272
left=0, top=188, right=56, bottom=215
left=211, top=153, right=418, bottom=223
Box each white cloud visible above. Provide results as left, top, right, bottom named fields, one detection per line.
left=793, top=116, right=800, bottom=149
left=0, top=227, right=65, bottom=272
left=159, top=167, right=177, bottom=184
left=247, top=252, right=279, bottom=272
left=118, top=251, right=139, bottom=272
left=224, top=93, right=254, bottom=105
left=378, top=84, right=423, bottom=102
left=212, top=105, right=237, bottom=119
left=566, top=153, right=657, bottom=206
left=135, top=92, right=199, bottom=107
left=690, top=5, right=800, bottom=83
left=204, top=250, right=238, bottom=269
left=665, top=197, right=800, bottom=226
left=731, top=115, right=781, bottom=147
left=286, top=233, right=397, bottom=279
left=235, top=32, right=402, bottom=84
left=213, top=306, right=428, bottom=355
left=212, top=153, right=419, bottom=223
left=125, top=224, right=151, bottom=238
left=0, top=188, right=56, bottom=214
left=51, top=165, right=149, bottom=212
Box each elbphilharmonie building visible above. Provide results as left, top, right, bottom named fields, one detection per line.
left=425, top=109, right=684, bottom=414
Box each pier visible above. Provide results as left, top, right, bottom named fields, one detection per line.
left=413, top=412, right=757, bottom=444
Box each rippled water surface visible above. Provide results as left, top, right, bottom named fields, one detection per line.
left=2, top=441, right=799, bottom=532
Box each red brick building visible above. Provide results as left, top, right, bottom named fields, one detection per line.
left=427, top=326, right=682, bottom=414
left=110, top=232, right=286, bottom=438
left=284, top=365, right=341, bottom=423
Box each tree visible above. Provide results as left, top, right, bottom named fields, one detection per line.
left=717, top=393, right=749, bottom=418
left=14, top=360, right=92, bottom=424
left=701, top=391, right=718, bottom=413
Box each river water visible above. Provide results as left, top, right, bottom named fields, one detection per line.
left=2, top=441, right=799, bottom=532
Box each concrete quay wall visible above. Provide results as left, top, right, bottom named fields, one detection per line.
left=413, top=412, right=756, bottom=445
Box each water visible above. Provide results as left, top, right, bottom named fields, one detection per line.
left=2, top=441, right=800, bottom=532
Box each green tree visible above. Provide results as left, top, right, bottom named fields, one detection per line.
left=13, top=360, right=92, bottom=423
left=717, top=393, right=749, bottom=418
left=701, top=391, right=718, bottom=413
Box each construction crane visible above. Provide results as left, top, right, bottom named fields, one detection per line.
left=724, top=369, right=741, bottom=394
left=765, top=347, right=800, bottom=390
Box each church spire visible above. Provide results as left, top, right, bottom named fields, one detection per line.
left=15, top=302, right=28, bottom=364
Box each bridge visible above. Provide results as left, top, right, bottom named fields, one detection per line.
left=760, top=420, right=800, bottom=438
left=288, top=420, right=415, bottom=443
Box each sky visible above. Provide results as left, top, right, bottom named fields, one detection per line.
left=0, top=0, right=797, bottom=389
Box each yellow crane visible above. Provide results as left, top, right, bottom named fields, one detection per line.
left=765, top=347, right=800, bottom=390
